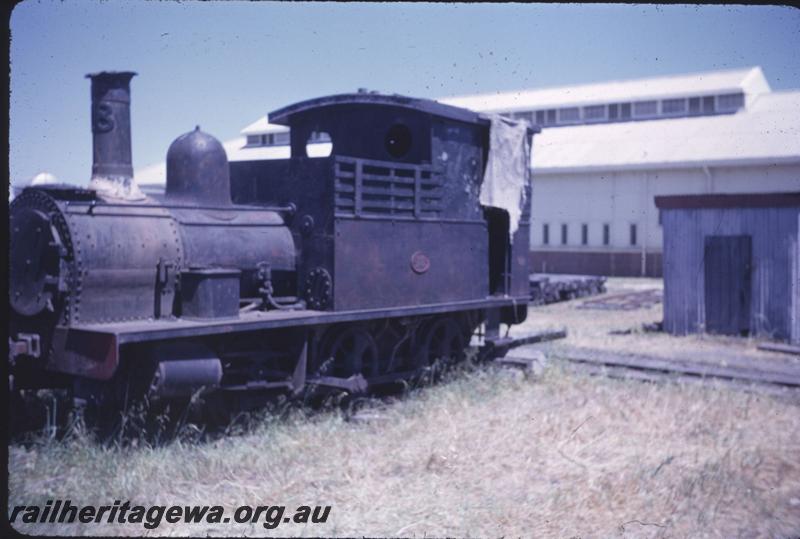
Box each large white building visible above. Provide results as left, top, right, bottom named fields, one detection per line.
left=137, top=66, right=800, bottom=276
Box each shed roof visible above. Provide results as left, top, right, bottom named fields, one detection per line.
left=137, top=137, right=328, bottom=188
left=239, top=68, right=770, bottom=137
left=655, top=192, right=800, bottom=209
left=240, top=117, right=288, bottom=136
left=438, top=66, right=769, bottom=112
left=532, top=91, right=800, bottom=173
left=138, top=137, right=254, bottom=189
left=136, top=67, right=799, bottom=187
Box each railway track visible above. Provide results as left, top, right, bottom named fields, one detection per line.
left=504, top=342, right=800, bottom=401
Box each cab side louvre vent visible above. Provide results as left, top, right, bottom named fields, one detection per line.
left=334, top=156, right=443, bottom=218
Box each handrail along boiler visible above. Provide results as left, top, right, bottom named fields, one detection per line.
left=9, top=72, right=537, bottom=410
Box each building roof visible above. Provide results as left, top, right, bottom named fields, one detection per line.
left=655, top=192, right=800, bottom=209
left=438, top=66, right=770, bottom=112
left=533, top=90, right=800, bottom=173
left=137, top=137, right=252, bottom=188
left=239, top=68, right=770, bottom=137
left=240, top=117, right=288, bottom=136
left=136, top=137, right=331, bottom=188
left=136, top=66, right=799, bottom=188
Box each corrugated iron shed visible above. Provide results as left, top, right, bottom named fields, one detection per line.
left=656, top=192, right=800, bottom=344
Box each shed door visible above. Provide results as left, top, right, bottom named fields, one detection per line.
left=704, top=235, right=752, bottom=336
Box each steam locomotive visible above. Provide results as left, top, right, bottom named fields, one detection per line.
left=9, top=72, right=536, bottom=414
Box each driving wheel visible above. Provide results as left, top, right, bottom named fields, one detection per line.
left=323, top=326, right=380, bottom=378
left=418, top=317, right=467, bottom=368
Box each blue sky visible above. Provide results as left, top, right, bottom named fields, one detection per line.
left=9, top=2, right=800, bottom=187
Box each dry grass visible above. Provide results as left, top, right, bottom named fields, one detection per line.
left=516, top=277, right=800, bottom=370
left=9, top=362, right=800, bottom=537
left=9, top=278, right=799, bottom=536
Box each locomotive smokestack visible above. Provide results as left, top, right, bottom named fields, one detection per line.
left=86, top=71, right=144, bottom=201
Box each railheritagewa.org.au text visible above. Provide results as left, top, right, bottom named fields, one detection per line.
left=10, top=500, right=331, bottom=530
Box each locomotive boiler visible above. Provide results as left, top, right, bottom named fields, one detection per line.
left=9, top=72, right=537, bottom=415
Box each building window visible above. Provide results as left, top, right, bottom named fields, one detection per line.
left=662, top=98, right=687, bottom=115
left=246, top=134, right=262, bottom=147
left=630, top=223, right=638, bottom=246
left=583, top=105, right=606, bottom=122
left=274, top=132, right=290, bottom=145
left=308, top=131, right=331, bottom=143
left=717, top=92, right=744, bottom=111
left=561, top=224, right=568, bottom=245
left=515, top=111, right=534, bottom=123
left=558, top=107, right=580, bottom=123
left=306, top=131, right=333, bottom=158
left=658, top=210, right=663, bottom=227
left=689, top=97, right=701, bottom=115
left=581, top=223, right=588, bottom=245
left=603, top=224, right=610, bottom=246
left=608, top=104, right=619, bottom=120
left=546, top=109, right=557, bottom=125
left=543, top=223, right=549, bottom=245
left=702, top=96, right=716, bottom=113
left=633, top=100, right=658, bottom=117
left=620, top=103, right=632, bottom=119
left=535, top=110, right=545, bottom=124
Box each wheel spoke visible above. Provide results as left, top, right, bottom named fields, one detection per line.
left=419, top=317, right=465, bottom=368
left=324, top=327, right=379, bottom=378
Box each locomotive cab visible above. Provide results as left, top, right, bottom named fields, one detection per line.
left=232, top=92, right=535, bottom=314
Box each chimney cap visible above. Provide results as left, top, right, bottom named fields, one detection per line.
left=86, top=70, right=138, bottom=79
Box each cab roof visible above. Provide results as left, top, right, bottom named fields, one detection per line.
left=268, top=92, right=490, bottom=127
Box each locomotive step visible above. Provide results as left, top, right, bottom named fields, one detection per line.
left=483, top=328, right=567, bottom=351
left=307, top=374, right=369, bottom=393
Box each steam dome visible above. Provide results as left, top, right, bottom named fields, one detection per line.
left=166, top=126, right=230, bottom=205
